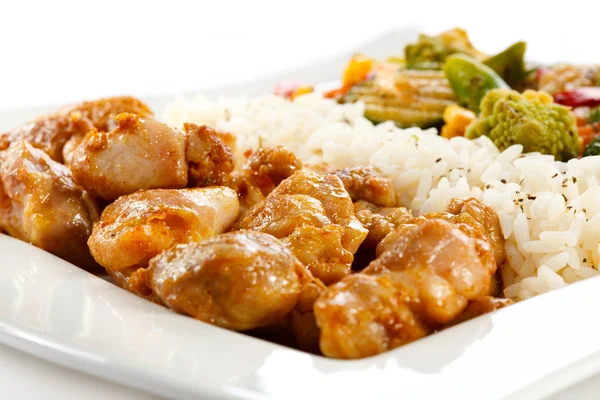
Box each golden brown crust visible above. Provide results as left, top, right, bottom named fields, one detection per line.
left=229, top=146, right=303, bottom=211
left=354, top=200, right=413, bottom=249
left=1, top=96, right=153, bottom=163
left=184, top=123, right=234, bottom=187
left=235, top=170, right=368, bottom=284
left=57, top=96, right=153, bottom=132
left=246, top=146, right=303, bottom=187
left=376, top=198, right=505, bottom=267
left=333, top=165, right=396, bottom=207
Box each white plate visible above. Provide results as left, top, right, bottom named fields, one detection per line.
left=4, top=232, right=600, bottom=400
left=2, top=27, right=600, bottom=400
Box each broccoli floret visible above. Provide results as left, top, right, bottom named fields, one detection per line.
left=588, top=106, right=600, bottom=124
left=465, top=89, right=582, bottom=161
left=404, top=28, right=485, bottom=70
left=584, top=136, right=600, bottom=157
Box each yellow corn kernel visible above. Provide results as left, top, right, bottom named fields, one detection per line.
left=441, top=105, right=476, bottom=138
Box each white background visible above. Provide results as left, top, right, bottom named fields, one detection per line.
left=1, top=0, right=599, bottom=398
left=1, top=0, right=598, bottom=111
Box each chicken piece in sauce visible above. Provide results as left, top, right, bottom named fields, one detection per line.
left=315, top=273, right=428, bottom=358
left=315, top=218, right=497, bottom=359
left=185, top=123, right=234, bottom=187
left=286, top=274, right=327, bottom=352
left=230, top=146, right=303, bottom=211
left=0, top=141, right=100, bottom=270
left=333, top=165, right=397, bottom=207
left=88, top=187, right=239, bottom=297
left=62, top=134, right=85, bottom=167
left=0, top=112, right=92, bottom=163
left=235, top=170, right=368, bottom=284
left=58, top=96, right=153, bottom=132
left=148, top=230, right=315, bottom=331
left=377, top=197, right=505, bottom=266
left=446, top=296, right=513, bottom=327
left=354, top=200, right=413, bottom=249
left=446, top=197, right=505, bottom=265
left=71, top=113, right=188, bottom=201
left=1, top=96, right=152, bottom=163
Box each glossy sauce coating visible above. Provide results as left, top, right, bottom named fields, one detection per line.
left=71, top=113, right=188, bottom=200
left=88, top=187, right=239, bottom=292
left=446, top=296, right=513, bottom=327
left=57, top=96, right=153, bottom=132
left=354, top=200, right=413, bottom=249
left=185, top=123, right=234, bottom=187
left=1, top=96, right=152, bottom=162
left=377, top=197, right=506, bottom=266
left=315, top=218, right=497, bottom=359
left=333, top=165, right=397, bottom=207
left=149, top=230, right=313, bottom=331
left=446, top=197, right=506, bottom=265
left=235, top=170, right=368, bottom=284
left=230, top=146, right=303, bottom=211
left=0, top=141, right=100, bottom=270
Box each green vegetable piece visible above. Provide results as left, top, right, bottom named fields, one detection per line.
left=404, top=28, right=485, bottom=70
left=588, top=106, right=600, bottom=124
left=405, top=33, right=450, bottom=70
left=340, top=69, right=455, bottom=128
left=362, top=104, right=444, bottom=128
left=483, top=41, right=527, bottom=88
left=583, top=136, right=600, bottom=157
left=444, top=54, right=509, bottom=113
left=466, top=89, right=582, bottom=161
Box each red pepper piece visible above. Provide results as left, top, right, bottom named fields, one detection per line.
left=554, top=88, right=600, bottom=108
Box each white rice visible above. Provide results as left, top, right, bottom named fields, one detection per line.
left=164, top=93, right=600, bottom=300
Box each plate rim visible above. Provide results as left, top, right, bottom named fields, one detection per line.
left=2, top=26, right=600, bottom=400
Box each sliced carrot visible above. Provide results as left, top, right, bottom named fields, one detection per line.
left=342, top=55, right=374, bottom=88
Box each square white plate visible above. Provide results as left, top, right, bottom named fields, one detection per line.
left=2, top=27, right=600, bottom=400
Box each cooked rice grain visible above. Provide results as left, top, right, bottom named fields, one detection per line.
left=164, top=93, right=600, bottom=300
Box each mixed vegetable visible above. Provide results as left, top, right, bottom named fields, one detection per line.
left=277, top=28, right=600, bottom=161
left=465, top=89, right=581, bottom=161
